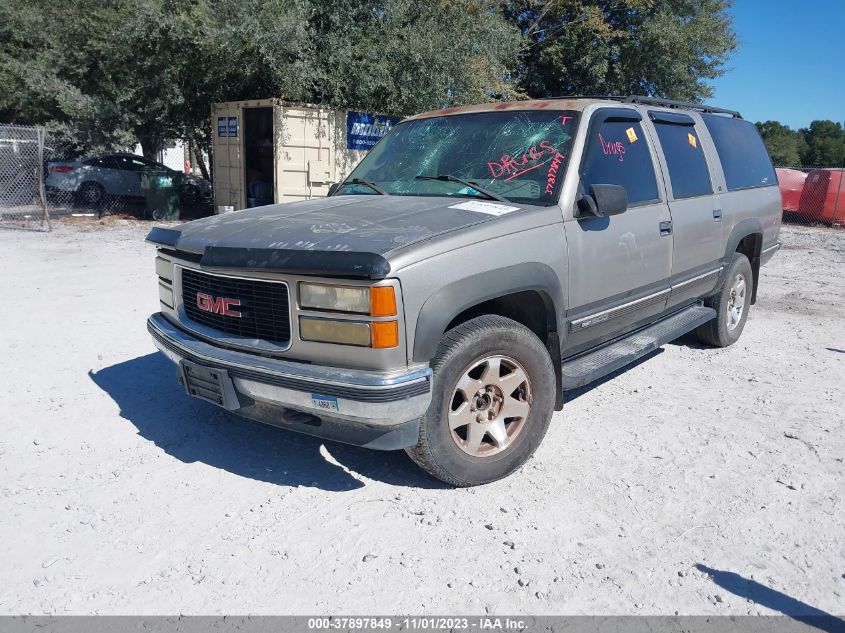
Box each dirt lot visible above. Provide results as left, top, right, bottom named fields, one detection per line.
left=0, top=218, right=843, bottom=616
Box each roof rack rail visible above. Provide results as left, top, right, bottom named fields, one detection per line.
left=552, top=95, right=742, bottom=119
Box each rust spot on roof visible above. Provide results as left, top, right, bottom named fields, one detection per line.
left=407, top=98, right=604, bottom=121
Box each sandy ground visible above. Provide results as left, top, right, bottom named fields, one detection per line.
left=0, top=218, right=843, bottom=616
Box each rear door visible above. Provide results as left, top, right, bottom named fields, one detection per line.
left=563, top=108, right=674, bottom=355
left=93, top=156, right=131, bottom=196
left=645, top=111, right=725, bottom=308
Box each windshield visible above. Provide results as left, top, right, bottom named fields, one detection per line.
left=338, top=110, right=579, bottom=206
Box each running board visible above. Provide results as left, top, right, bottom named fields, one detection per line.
left=561, top=305, right=716, bottom=390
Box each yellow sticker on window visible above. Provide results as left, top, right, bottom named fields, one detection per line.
left=688, top=133, right=697, bottom=148
left=626, top=127, right=638, bottom=143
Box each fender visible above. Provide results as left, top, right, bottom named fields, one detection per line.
left=412, top=262, right=565, bottom=363
left=721, top=218, right=763, bottom=304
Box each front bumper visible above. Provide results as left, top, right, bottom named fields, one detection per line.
left=147, top=313, right=431, bottom=450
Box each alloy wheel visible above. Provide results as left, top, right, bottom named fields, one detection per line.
left=447, top=355, right=532, bottom=457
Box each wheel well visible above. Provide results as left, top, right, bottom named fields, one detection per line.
left=446, top=290, right=553, bottom=342
left=445, top=290, right=564, bottom=410
left=735, top=233, right=762, bottom=304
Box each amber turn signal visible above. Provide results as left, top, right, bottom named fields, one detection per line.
left=370, top=286, right=397, bottom=317
left=371, top=320, right=399, bottom=348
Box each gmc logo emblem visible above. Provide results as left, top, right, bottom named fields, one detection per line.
left=196, top=292, right=242, bottom=318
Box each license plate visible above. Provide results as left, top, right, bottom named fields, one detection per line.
left=310, top=393, right=339, bottom=412
left=180, top=359, right=238, bottom=410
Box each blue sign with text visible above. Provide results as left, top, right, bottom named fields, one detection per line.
left=346, top=111, right=400, bottom=151
left=217, top=116, right=238, bottom=137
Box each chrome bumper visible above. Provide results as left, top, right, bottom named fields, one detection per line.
left=147, top=313, right=431, bottom=449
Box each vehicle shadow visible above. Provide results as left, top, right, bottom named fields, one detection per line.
left=695, top=565, right=845, bottom=633
left=89, top=352, right=446, bottom=491
left=666, top=331, right=709, bottom=350
left=564, top=348, right=663, bottom=403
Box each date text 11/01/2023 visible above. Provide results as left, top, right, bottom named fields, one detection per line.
left=307, top=617, right=528, bottom=630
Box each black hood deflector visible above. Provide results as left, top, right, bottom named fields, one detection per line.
left=200, top=246, right=391, bottom=279
left=147, top=229, right=391, bottom=279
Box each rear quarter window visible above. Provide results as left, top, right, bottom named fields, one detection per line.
left=702, top=115, right=776, bottom=191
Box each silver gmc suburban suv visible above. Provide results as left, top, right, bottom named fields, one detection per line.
left=147, top=96, right=782, bottom=486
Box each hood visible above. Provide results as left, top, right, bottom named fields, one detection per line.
left=147, top=195, right=547, bottom=279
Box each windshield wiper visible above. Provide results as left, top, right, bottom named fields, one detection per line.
left=344, top=178, right=389, bottom=195
left=415, top=174, right=510, bottom=203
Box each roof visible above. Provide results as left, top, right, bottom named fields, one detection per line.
left=407, top=98, right=604, bottom=121
left=407, top=95, right=742, bottom=121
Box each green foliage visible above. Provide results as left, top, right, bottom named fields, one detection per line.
left=756, top=119, right=845, bottom=167
left=1, top=0, right=740, bottom=159
left=801, top=120, right=845, bottom=167
left=504, top=0, right=737, bottom=101
left=307, top=0, right=523, bottom=116
left=755, top=120, right=808, bottom=167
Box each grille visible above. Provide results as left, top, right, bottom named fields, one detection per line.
left=180, top=268, right=291, bottom=345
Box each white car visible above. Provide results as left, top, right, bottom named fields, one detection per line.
left=46, top=153, right=210, bottom=208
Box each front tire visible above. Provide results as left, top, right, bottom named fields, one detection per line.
left=78, top=182, right=105, bottom=208
left=406, top=315, right=556, bottom=486
left=696, top=252, right=754, bottom=347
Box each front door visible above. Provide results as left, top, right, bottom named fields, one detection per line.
left=563, top=109, right=674, bottom=356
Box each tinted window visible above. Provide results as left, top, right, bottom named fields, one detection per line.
left=581, top=119, right=659, bottom=205
left=653, top=122, right=712, bottom=198
left=702, top=115, right=776, bottom=190
left=87, top=156, right=121, bottom=168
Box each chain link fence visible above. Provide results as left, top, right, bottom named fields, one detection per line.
left=1, top=122, right=214, bottom=230
left=43, top=140, right=214, bottom=221
left=0, top=124, right=50, bottom=231
left=775, top=166, right=845, bottom=228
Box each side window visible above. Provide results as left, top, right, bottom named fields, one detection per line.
left=652, top=119, right=712, bottom=199
left=581, top=118, right=659, bottom=205
left=92, top=156, right=121, bottom=169
left=702, top=114, right=776, bottom=191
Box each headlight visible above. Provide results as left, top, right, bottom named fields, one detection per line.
left=299, top=282, right=396, bottom=316
left=299, top=317, right=399, bottom=349
left=299, top=318, right=371, bottom=346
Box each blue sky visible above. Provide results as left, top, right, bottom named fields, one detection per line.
left=710, top=0, right=844, bottom=129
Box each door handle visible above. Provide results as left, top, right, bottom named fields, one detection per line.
left=713, top=208, right=723, bottom=222
left=659, top=221, right=672, bottom=236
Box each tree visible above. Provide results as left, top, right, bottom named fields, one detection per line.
left=502, top=0, right=737, bottom=102
left=1, top=0, right=739, bottom=165
left=0, top=0, right=521, bottom=160
left=306, top=0, right=523, bottom=115
left=801, top=120, right=845, bottom=167
left=755, top=120, right=808, bottom=167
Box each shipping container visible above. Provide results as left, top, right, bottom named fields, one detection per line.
left=210, top=99, right=399, bottom=211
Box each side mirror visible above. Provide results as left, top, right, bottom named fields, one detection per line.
left=577, top=184, right=628, bottom=218
left=327, top=182, right=340, bottom=197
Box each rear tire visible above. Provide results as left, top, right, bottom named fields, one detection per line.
left=406, top=315, right=556, bottom=487
left=696, top=252, right=753, bottom=347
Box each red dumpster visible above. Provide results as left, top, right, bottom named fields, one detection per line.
left=797, top=169, right=845, bottom=225
left=776, top=168, right=807, bottom=213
